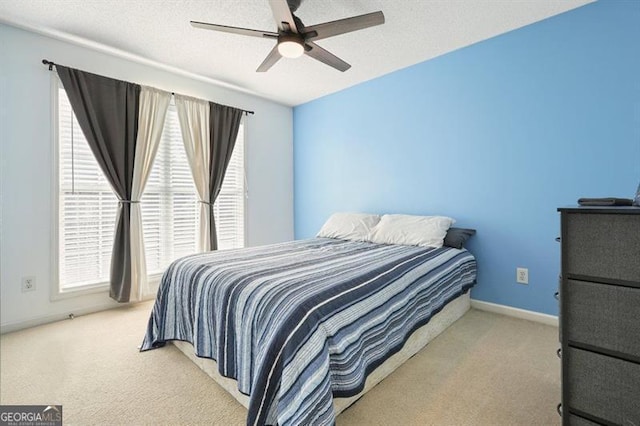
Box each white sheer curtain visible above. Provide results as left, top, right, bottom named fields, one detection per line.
left=130, top=86, right=171, bottom=301
left=175, top=94, right=211, bottom=252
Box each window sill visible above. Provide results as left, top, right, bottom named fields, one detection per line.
left=51, top=275, right=162, bottom=302
left=51, top=281, right=111, bottom=301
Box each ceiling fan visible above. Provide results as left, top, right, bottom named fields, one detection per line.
left=190, top=0, right=385, bottom=72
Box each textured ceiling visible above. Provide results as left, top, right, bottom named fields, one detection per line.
left=0, top=0, right=592, bottom=106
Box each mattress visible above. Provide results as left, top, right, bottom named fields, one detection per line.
left=172, top=291, right=470, bottom=416
left=141, top=238, right=477, bottom=425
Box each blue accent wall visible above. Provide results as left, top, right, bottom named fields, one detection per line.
left=293, top=1, right=640, bottom=315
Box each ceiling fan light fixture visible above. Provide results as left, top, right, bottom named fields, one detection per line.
left=277, top=36, right=304, bottom=58
left=191, top=0, right=385, bottom=72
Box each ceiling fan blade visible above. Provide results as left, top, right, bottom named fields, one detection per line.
left=256, top=44, right=282, bottom=72
left=304, top=42, right=351, bottom=72
left=304, top=11, right=385, bottom=41
left=191, top=21, right=278, bottom=39
left=268, top=0, right=299, bottom=33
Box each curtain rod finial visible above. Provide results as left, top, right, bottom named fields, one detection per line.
left=42, top=59, right=53, bottom=70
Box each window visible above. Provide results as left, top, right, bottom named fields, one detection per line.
left=213, top=123, right=245, bottom=250
left=56, top=81, right=245, bottom=293
left=141, top=103, right=246, bottom=275
left=140, top=104, right=199, bottom=275
left=57, top=86, right=118, bottom=290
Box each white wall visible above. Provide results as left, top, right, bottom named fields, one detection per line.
left=0, top=23, right=294, bottom=332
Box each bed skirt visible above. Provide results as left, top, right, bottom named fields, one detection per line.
left=172, top=291, right=470, bottom=417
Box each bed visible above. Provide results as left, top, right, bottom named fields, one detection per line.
left=141, top=237, right=477, bottom=425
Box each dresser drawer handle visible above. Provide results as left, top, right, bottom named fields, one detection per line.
left=554, top=292, right=559, bottom=301
left=557, top=403, right=562, bottom=417
left=556, top=348, right=561, bottom=358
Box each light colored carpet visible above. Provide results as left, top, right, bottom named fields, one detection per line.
left=0, top=302, right=561, bottom=425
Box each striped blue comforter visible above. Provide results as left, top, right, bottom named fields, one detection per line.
left=141, top=238, right=476, bottom=425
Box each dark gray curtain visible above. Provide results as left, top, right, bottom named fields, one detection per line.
left=208, top=103, right=243, bottom=250
left=57, top=66, right=141, bottom=303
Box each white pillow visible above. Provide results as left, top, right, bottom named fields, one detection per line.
left=317, top=212, right=381, bottom=241
left=368, top=214, right=456, bottom=248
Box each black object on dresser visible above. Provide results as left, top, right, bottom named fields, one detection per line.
left=558, top=206, right=640, bottom=426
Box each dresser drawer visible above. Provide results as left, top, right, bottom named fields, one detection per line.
left=566, top=347, right=640, bottom=425
left=567, top=413, right=601, bottom=426
left=564, top=213, right=640, bottom=283
left=565, top=279, right=640, bottom=359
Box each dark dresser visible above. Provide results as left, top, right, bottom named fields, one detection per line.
left=558, top=206, right=640, bottom=425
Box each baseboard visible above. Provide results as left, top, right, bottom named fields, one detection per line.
left=470, top=299, right=558, bottom=327
left=0, top=303, right=109, bottom=334
left=0, top=293, right=156, bottom=335
left=1, top=297, right=557, bottom=334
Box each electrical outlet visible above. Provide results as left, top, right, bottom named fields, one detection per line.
left=22, top=276, right=36, bottom=292
left=516, top=268, right=528, bottom=285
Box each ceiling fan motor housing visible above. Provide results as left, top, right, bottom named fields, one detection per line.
left=287, top=0, right=302, bottom=13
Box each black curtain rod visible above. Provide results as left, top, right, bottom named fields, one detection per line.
left=42, top=59, right=255, bottom=115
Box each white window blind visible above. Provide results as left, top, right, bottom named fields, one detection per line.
left=57, top=84, right=245, bottom=291
left=141, top=104, right=199, bottom=275
left=214, top=123, right=245, bottom=250
left=58, top=86, right=118, bottom=289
